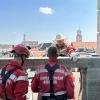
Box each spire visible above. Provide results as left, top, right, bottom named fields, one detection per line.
left=76, top=28, right=82, bottom=42
left=77, top=28, right=82, bottom=35
left=23, top=34, right=26, bottom=42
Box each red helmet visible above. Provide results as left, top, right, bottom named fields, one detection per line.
left=11, top=44, right=30, bottom=58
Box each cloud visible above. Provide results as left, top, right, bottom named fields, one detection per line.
left=39, top=7, right=54, bottom=15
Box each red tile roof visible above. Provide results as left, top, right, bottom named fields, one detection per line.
left=30, top=48, right=45, bottom=57
left=30, top=42, right=97, bottom=57
left=72, top=42, right=97, bottom=49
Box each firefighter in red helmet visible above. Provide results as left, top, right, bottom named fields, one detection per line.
left=0, top=44, right=30, bottom=100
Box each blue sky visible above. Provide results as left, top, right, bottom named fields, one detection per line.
left=0, top=0, right=97, bottom=44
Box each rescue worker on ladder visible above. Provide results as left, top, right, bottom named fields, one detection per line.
left=31, top=46, right=74, bottom=100
left=0, top=44, right=30, bottom=100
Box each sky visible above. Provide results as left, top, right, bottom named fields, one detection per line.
left=0, top=0, right=97, bottom=44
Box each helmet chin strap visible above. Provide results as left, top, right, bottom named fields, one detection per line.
left=13, top=53, right=25, bottom=66
left=21, top=56, right=24, bottom=66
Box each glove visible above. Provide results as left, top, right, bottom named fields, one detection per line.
left=70, top=53, right=79, bottom=62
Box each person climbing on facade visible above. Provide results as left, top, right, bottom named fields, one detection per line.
left=53, top=34, right=76, bottom=57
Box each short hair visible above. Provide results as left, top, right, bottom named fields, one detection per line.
left=47, top=46, right=58, bottom=57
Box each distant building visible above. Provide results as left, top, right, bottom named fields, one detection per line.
left=76, top=29, right=82, bottom=42
left=22, top=40, right=38, bottom=48
left=30, top=48, right=45, bottom=57
left=72, top=42, right=96, bottom=50
left=38, top=43, right=52, bottom=50
left=0, top=44, right=14, bottom=57
left=0, top=44, right=13, bottom=52
left=21, top=34, right=38, bottom=48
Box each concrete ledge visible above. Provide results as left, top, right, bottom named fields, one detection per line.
left=1, top=57, right=100, bottom=100
left=0, top=57, right=100, bottom=69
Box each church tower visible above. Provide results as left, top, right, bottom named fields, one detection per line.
left=76, top=29, right=82, bottom=42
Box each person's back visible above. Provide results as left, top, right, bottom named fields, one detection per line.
left=0, top=61, right=28, bottom=100
left=31, top=46, right=75, bottom=100
left=0, top=44, right=30, bottom=100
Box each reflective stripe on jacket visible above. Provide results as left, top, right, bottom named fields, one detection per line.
left=31, top=58, right=74, bottom=99
left=0, top=60, right=29, bottom=100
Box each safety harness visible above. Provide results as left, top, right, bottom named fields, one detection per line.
left=1, top=66, right=18, bottom=100
left=44, top=64, right=67, bottom=100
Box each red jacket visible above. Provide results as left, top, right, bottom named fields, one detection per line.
left=67, top=46, right=76, bottom=54
left=31, top=58, right=74, bottom=99
left=54, top=44, right=76, bottom=56
left=0, top=60, right=29, bottom=100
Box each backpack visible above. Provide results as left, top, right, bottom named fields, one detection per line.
left=1, top=65, right=18, bottom=100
